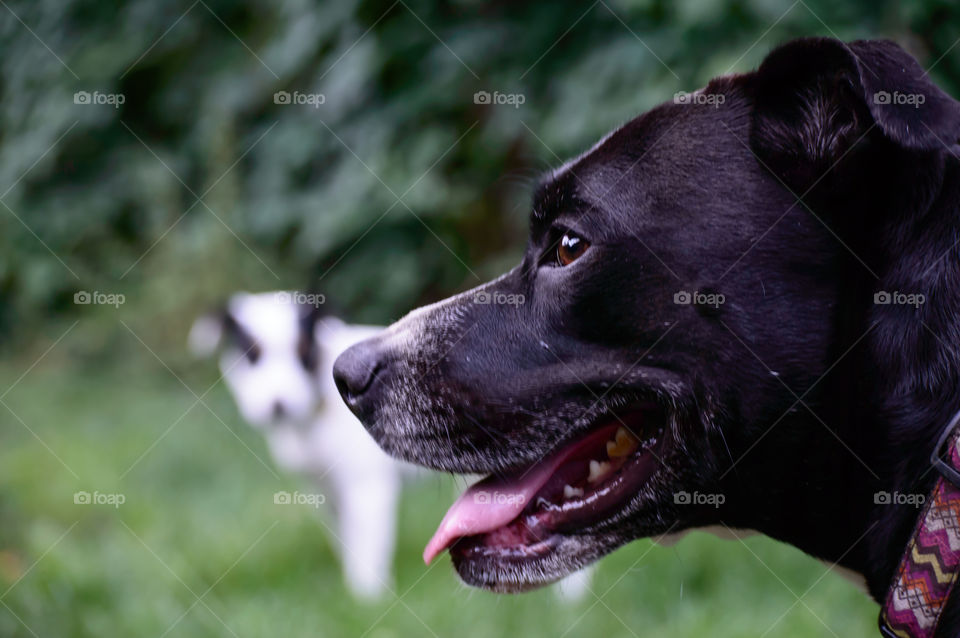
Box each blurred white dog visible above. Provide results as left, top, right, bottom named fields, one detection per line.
left=189, top=291, right=593, bottom=601
left=189, top=291, right=402, bottom=600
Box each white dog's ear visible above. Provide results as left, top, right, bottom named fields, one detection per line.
left=188, top=313, right=226, bottom=357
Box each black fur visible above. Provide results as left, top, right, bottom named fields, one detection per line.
left=334, top=38, right=960, bottom=635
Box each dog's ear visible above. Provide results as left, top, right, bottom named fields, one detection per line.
left=750, top=38, right=960, bottom=191
left=188, top=311, right=229, bottom=357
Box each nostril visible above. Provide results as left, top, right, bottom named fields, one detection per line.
left=271, top=401, right=287, bottom=421
left=333, top=341, right=385, bottom=406
left=350, top=362, right=381, bottom=400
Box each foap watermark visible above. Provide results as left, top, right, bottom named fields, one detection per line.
left=473, top=90, right=525, bottom=108
left=74, top=90, right=125, bottom=108
left=274, top=290, right=326, bottom=308
left=473, top=490, right=526, bottom=506
left=674, top=490, right=725, bottom=508
left=874, top=90, right=925, bottom=108
left=473, top=290, right=525, bottom=306
left=74, top=490, right=125, bottom=508
left=874, top=290, right=925, bottom=308
left=674, top=91, right=725, bottom=108
left=274, top=90, right=326, bottom=108
left=274, top=490, right=325, bottom=508
left=74, top=290, right=125, bottom=307
left=674, top=290, right=725, bottom=308
left=874, top=491, right=925, bottom=508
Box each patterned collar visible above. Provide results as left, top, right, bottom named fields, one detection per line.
left=881, top=410, right=960, bottom=637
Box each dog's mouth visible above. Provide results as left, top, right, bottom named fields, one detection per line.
left=423, top=407, right=667, bottom=573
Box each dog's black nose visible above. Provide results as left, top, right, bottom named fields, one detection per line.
left=333, top=340, right=383, bottom=423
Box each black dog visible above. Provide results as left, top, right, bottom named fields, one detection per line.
left=334, top=38, right=960, bottom=635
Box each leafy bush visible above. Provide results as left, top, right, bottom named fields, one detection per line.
left=1, top=0, right=958, bottom=354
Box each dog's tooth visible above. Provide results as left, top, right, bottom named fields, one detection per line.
left=587, top=460, right=611, bottom=484
left=619, top=426, right=639, bottom=445
left=563, top=484, right=584, bottom=499
left=606, top=427, right=640, bottom=458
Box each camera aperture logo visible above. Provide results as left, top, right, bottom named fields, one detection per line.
left=473, top=290, right=525, bottom=306
left=74, top=490, right=125, bottom=508
left=673, top=290, right=725, bottom=308
left=874, top=491, right=925, bottom=508
left=473, top=490, right=526, bottom=506
left=274, top=90, right=326, bottom=108
left=873, top=91, right=925, bottom=108
left=74, top=290, right=125, bottom=307
left=473, top=90, right=525, bottom=108
left=674, top=91, right=725, bottom=108
left=674, top=490, right=725, bottom=508
left=874, top=290, right=925, bottom=308
left=274, top=490, right=325, bottom=508
left=274, top=290, right=325, bottom=308
left=73, top=90, right=125, bottom=108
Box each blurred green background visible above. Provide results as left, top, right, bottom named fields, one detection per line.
left=2, top=0, right=957, bottom=635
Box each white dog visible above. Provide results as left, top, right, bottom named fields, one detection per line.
left=189, top=291, right=593, bottom=601
left=190, top=291, right=403, bottom=600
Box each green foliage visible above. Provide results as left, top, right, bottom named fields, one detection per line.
left=3, top=0, right=960, bottom=353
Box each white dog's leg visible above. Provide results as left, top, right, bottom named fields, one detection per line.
left=335, top=475, right=399, bottom=601
left=555, top=565, right=594, bottom=602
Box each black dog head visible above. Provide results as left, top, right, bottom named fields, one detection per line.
left=335, top=38, right=960, bottom=597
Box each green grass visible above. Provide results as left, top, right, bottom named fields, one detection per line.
left=0, top=360, right=878, bottom=637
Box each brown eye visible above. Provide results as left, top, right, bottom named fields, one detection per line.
left=557, top=232, right=589, bottom=266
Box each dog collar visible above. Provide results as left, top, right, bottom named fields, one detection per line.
left=880, top=409, right=960, bottom=637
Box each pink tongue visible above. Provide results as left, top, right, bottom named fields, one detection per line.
left=423, top=451, right=569, bottom=564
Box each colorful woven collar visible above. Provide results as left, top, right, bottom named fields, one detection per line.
left=881, top=410, right=960, bottom=638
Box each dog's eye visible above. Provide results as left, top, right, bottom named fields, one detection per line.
left=557, top=232, right=589, bottom=266
left=245, top=343, right=262, bottom=364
